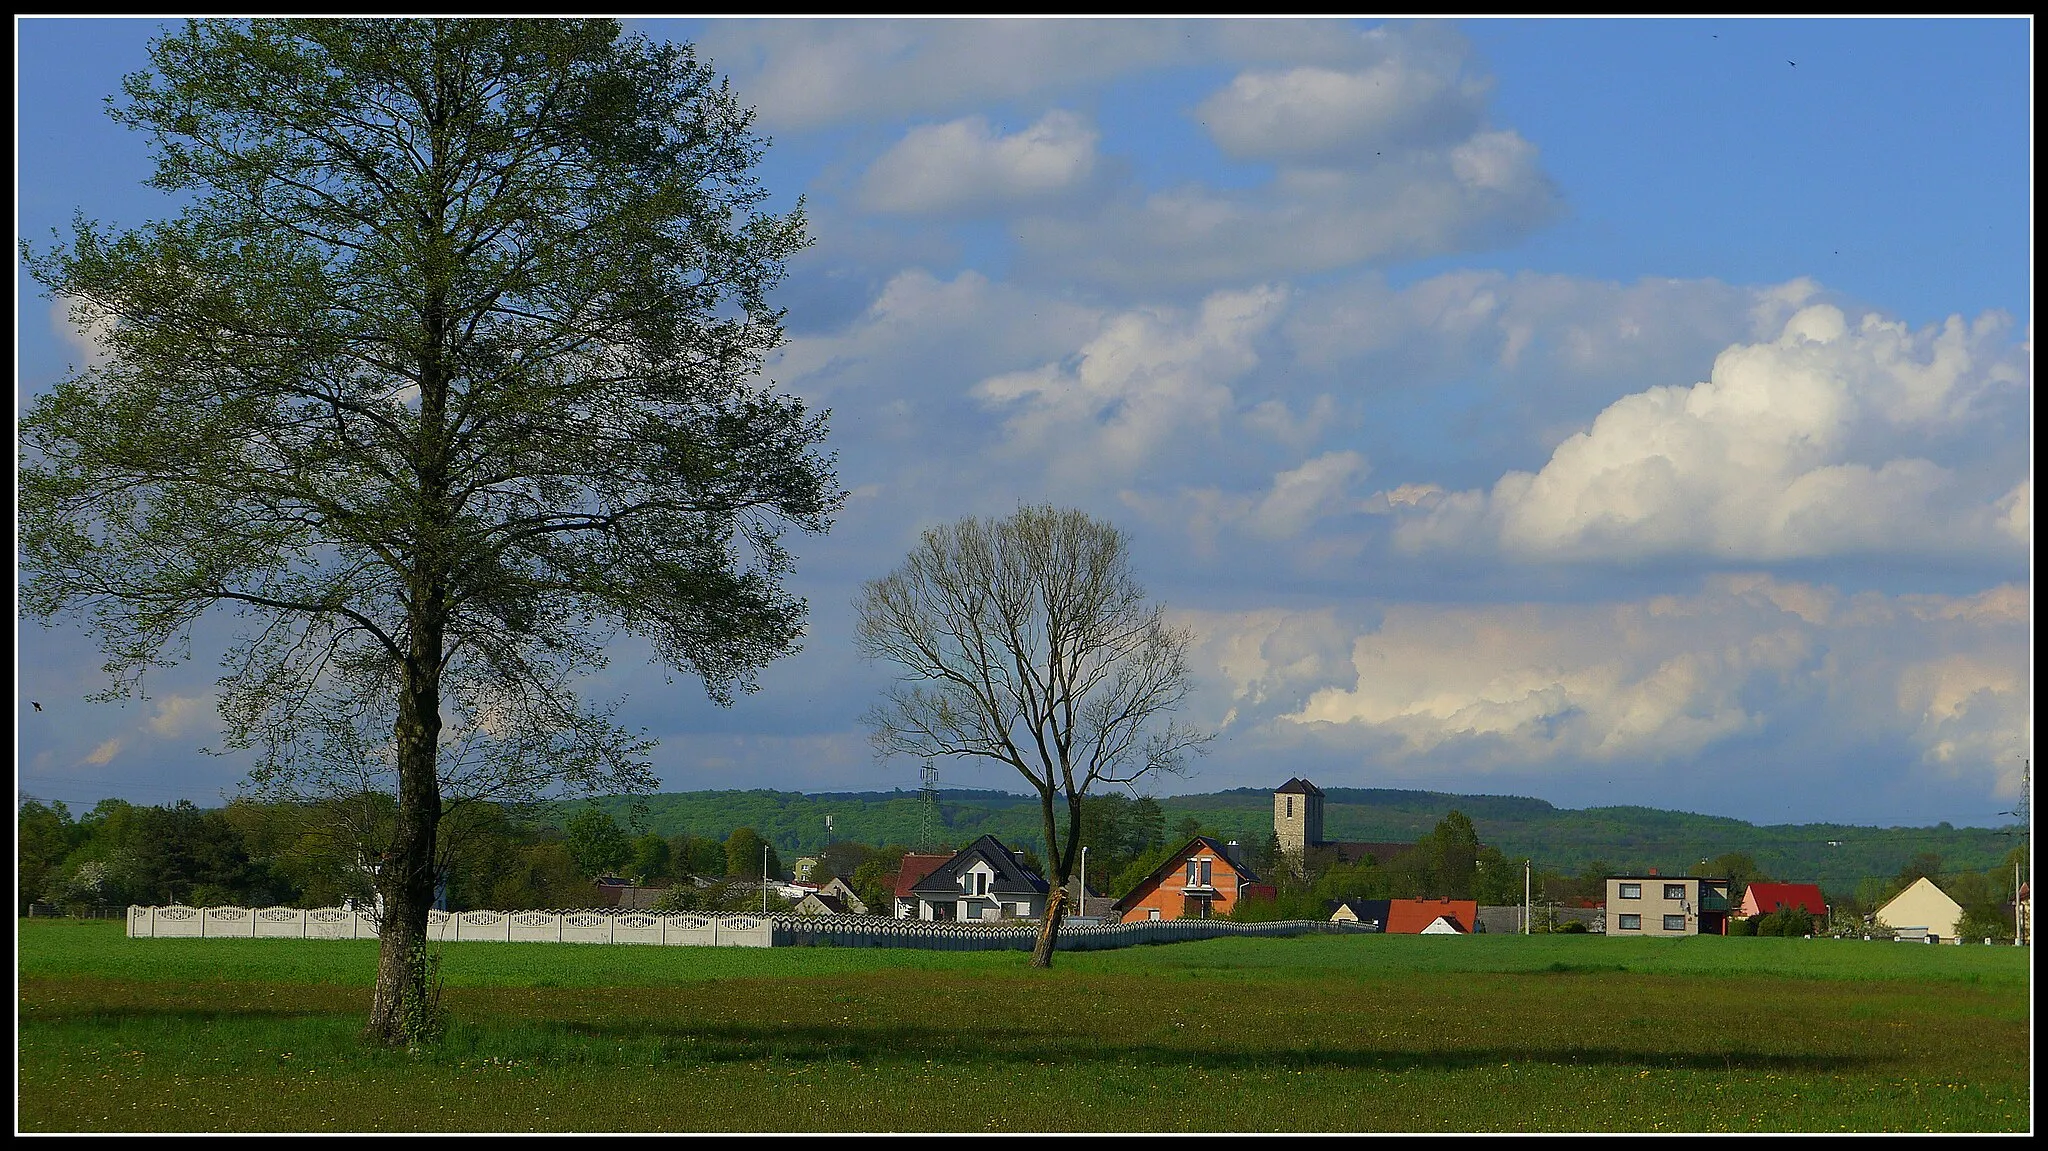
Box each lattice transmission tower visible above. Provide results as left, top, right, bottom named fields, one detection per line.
left=919, top=761, right=942, bottom=853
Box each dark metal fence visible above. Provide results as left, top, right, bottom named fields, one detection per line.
left=22, top=902, right=128, bottom=919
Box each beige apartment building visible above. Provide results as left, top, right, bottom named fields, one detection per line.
left=1605, top=873, right=1732, bottom=936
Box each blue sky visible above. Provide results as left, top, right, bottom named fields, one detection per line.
left=14, top=17, right=2034, bottom=828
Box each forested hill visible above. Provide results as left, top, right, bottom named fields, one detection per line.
left=573, top=786, right=2021, bottom=898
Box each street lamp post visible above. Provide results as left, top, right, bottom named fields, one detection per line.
left=762, top=843, right=770, bottom=915
left=1524, top=859, right=1531, bottom=936
left=1080, top=846, right=1088, bottom=921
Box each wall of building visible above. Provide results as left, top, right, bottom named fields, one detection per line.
left=1876, top=879, right=1964, bottom=941
left=1606, top=877, right=1703, bottom=937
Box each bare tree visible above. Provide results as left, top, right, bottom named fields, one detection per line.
left=855, top=506, right=1209, bottom=966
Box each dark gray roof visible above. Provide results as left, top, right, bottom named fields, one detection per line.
left=909, top=835, right=1050, bottom=898
left=1328, top=898, right=1390, bottom=930
left=1274, top=777, right=1324, bottom=796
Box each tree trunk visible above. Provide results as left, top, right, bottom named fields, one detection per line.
left=1031, top=885, right=1066, bottom=968
left=363, top=641, right=444, bottom=1045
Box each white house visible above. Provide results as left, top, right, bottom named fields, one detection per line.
left=905, top=835, right=1050, bottom=922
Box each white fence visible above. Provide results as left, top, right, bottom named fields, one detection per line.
left=126, top=904, right=1345, bottom=951
left=125, top=905, right=771, bottom=946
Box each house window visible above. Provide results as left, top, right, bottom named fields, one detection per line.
left=1148, top=908, right=1162, bottom=921
left=1664, top=884, right=1685, bottom=901
left=964, top=871, right=989, bottom=897
left=1619, top=884, right=1642, bottom=900
left=1286, top=797, right=1294, bottom=818
left=1663, top=915, right=1686, bottom=931
left=1186, top=860, right=1199, bottom=886
left=1618, top=914, right=1642, bottom=930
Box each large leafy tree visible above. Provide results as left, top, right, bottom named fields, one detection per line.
left=855, top=505, right=1210, bottom=967
left=19, top=18, right=837, bottom=1044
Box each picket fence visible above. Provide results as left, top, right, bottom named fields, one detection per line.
left=125, top=904, right=1347, bottom=951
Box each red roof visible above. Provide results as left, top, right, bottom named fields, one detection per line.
left=892, top=854, right=952, bottom=898
left=1386, top=898, right=1477, bottom=934
left=1742, top=882, right=1826, bottom=917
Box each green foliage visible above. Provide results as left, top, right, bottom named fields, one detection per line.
left=564, top=807, right=633, bottom=879
left=400, top=936, right=447, bottom=1050
left=849, top=859, right=897, bottom=919
left=17, top=800, right=88, bottom=911
left=1955, top=905, right=2015, bottom=944
left=1751, top=906, right=1815, bottom=938
left=1108, top=842, right=1182, bottom=900
left=819, top=841, right=873, bottom=884
left=724, top=827, right=780, bottom=881
left=1311, top=860, right=1389, bottom=903
left=19, top=16, right=837, bottom=1041
left=628, top=834, right=673, bottom=885
left=1704, top=851, right=1770, bottom=904
left=1075, top=792, right=1169, bottom=881
left=666, top=833, right=731, bottom=879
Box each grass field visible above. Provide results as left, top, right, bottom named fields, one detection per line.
left=16, top=918, right=2032, bottom=1133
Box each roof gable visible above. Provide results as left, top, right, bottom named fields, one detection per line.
left=910, top=836, right=1049, bottom=897
left=1879, top=875, right=1963, bottom=916
left=1109, top=836, right=1259, bottom=910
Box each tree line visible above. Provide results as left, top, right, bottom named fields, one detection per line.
left=21, top=795, right=830, bottom=917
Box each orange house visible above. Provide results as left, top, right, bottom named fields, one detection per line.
left=1112, top=836, right=1270, bottom=922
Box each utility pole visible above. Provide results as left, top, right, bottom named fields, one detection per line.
left=1524, top=859, right=1531, bottom=936
left=1080, top=846, right=1089, bottom=921
left=762, top=842, right=770, bottom=915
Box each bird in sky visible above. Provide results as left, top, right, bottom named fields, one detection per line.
left=1788, top=60, right=1797, bottom=67
left=32, top=701, right=42, bottom=711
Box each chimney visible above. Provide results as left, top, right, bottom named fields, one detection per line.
left=1648, top=867, right=1659, bottom=876
left=1224, top=841, right=1243, bottom=867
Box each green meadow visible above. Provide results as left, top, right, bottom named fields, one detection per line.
left=17, top=919, right=2031, bottom=1133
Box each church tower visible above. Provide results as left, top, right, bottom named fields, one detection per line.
left=1273, top=778, right=1325, bottom=860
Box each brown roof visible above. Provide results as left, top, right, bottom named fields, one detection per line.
left=1274, top=778, right=1323, bottom=796
left=1387, top=898, right=1477, bottom=934
left=893, top=854, right=952, bottom=898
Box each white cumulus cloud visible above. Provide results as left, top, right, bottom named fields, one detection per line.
left=975, top=285, right=1289, bottom=486
left=859, top=110, right=1099, bottom=215
left=1392, top=305, right=2031, bottom=563
left=1173, top=577, right=2028, bottom=804
left=147, top=694, right=211, bottom=738
left=1197, top=57, right=1489, bottom=162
